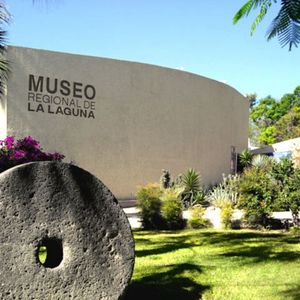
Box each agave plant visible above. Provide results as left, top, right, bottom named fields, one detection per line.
left=208, top=173, right=241, bottom=209
left=180, top=168, right=203, bottom=208
left=239, top=149, right=254, bottom=169
left=251, top=154, right=274, bottom=169
left=207, top=186, right=231, bottom=209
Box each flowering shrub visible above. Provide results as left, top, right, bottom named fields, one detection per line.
left=0, top=136, right=64, bottom=172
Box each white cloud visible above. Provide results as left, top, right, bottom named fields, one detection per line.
left=176, top=66, right=185, bottom=71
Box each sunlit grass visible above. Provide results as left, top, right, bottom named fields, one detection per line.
left=38, top=245, right=47, bottom=264
left=125, top=229, right=300, bottom=300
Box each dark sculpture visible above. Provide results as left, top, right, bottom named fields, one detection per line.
left=0, top=162, right=134, bottom=299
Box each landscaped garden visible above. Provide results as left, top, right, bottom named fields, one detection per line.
left=1, top=136, right=299, bottom=299
left=125, top=229, right=300, bottom=300
left=130, top=150, right=300, bottom=299
left=136, top=151, right=300, bottom=232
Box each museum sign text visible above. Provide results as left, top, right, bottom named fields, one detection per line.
left=27, top=74, right=96, bottom=119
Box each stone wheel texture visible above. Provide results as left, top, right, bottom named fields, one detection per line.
left=0, top=162, right=135, bottom=300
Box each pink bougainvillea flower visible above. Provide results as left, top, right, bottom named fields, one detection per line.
left=13, top=150, right=26, bottom=160
left=0, top=135, right=64, bottom=173
left=50, top=152, right=65, bottom=161
left=4, top=136, right=15, bottom=150
left=3, top=136, right=14, bottom=150
left=16, top=136, right=41, bottom=150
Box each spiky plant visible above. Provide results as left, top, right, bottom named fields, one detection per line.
left=207, top=181, right=237, bottom=229
left=251, top=154, right=274, bottom=169
left=160, top=169, right=172, bottom=189
left=181, top=168, right=202, bottom=208
left=208, top=173, right=241, bottom=209
left=207, top=186, right=231, bottom=209
left=239, top=149, right=254, bottom=169
left=220, top=173, right=241, bottom=206
left=234, top=0, right=300, bottom=50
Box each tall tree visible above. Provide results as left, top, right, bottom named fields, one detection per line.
left=250, top=96, right=279, bottom=128
left=246, top=93, right=257, bottom=109
left=0, top=1, right=9, bottom=96
left=274, top=107, right=300, bottom=141
left=234, top=0, right=300, bottom=50
left=250, top=86, right=300, bottom=145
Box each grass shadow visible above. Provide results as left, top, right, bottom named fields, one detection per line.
left=130, top=229, right=300, bottom=299
left=134, top=230, right=299, bottom=260
left=197, top=231, right=286, bottom=246
left=134, top=230, right=201, bottom=257
left=212, top=231, right=300, bottom=264
left=281, top=284, right=300, bottom=300
left=124, top=263, right=209, bottom=300
left=221, top=245, right=300, bottom=263
left=135, top=238, right=194, bottom=257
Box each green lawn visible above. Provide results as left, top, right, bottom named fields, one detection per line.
left=124, top=229, right=300, bottom=300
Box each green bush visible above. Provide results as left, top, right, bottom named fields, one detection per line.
left=239, top=157, right=300, bottom=228
left=220, top=202, right=233, bottom=229
left=137, top=184, right=185, bottom=230
left=238, top=166, right=278, bottom=228
left=160, top=190, right=185, bottom=230
left=290, top=226, right=300, bottom=235
left=271, top=158, right=300, bottom=226
left=137, top=184, right=164, bottom=230
left=188, top=206, right=211, bottom=229
left=243, top=214, right=265, bottom=229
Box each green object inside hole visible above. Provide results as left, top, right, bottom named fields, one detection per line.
left=38, top=245, right=47, bottom=264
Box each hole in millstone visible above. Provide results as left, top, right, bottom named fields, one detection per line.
left=37, top=237, right=63, bottom=268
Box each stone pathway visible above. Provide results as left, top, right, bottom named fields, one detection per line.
left=123, top=207, right=142, bottom=229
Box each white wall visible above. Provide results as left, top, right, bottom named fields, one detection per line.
left=4, top=46, right=249, bottom=198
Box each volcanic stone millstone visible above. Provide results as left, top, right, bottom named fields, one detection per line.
left=0, top=162, right=135, bottom=300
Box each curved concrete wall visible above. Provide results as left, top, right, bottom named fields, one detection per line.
left=2, top=46, right=248, bottom=198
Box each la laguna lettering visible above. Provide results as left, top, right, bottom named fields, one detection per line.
left=27, top=74, right=96, bottom=119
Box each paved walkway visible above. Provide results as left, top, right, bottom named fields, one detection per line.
left=119, top=199, right=137, bottom=208
left=118, top=200, right=141, bottom=228
left=122, top=206, right=142, bottom=229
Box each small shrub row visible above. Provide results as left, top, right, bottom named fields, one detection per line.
left=137, top=184, right=185, bottom=230
left=139, top=153, right=300, bottom=231
left=187, top=206, right=211, bottom=229
left=137, top=168, right=213, bottom=230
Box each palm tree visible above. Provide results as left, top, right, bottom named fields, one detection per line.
left=233, top=0, right=300, bottom=50
left=0, top=1, right=10, bottom=96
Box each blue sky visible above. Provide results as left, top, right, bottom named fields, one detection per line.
left=6, top=0, right=300, bottom=99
